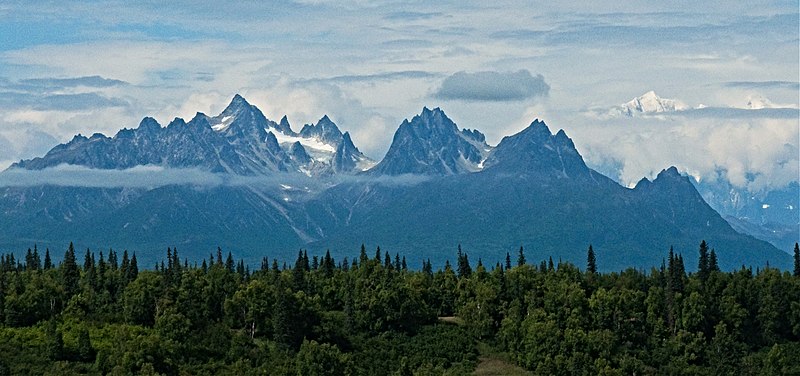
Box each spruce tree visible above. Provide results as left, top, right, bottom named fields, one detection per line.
left=384, top=252, right=393, bottom=269
left=225, top=252, right=235, bottom=272
left=698, top=240, right=709, bottom=283
left=323, top=251, right=335, bottom=277
left=43, top=248, right=52, bottom=270
left=709, top=249, right=719, bottom=272
left=108, top=249, right=118, bottom=270
left=166, top=247, right=173, bottom=272
left=423, top=259, right=433, bottom=277
left=505, top=252, right=512, bottom=270
left=129, top=253, right=138, bottom=280
left=293, top=252, right=306, bottom=291
left=667, top=247, right=675, bottom=288
left=674, top=254, right=685, bottom=292
left=97, top=251, right=106, bottom=292
left=359, top=244, right=368, bottom=263
left=457, top=250, right=472, bottom=278
left=62, top=242, right=80, bottom=298
left=24, top=248, right=33, bottom=271
left=272, top=259, right=280, bottom=273
left=517, top=246, right=526, bottom=267
left=794, top=242, right=800, bottom=277
left=237, top=260, right=246, bottom=277
left=83, top=248, right=93, bottom=271
left=31, top=245, right=41, bottom=271
left=587, top=244, right=597, bottom=274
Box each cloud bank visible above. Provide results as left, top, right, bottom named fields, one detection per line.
left=0, top=165, right=430, bottom=190
left=433, top=70, right=550, bottom=102
left=568, top=116, right=798, bottom=193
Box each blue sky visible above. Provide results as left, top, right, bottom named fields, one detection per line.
left=0, top=1, right=797, bottom=191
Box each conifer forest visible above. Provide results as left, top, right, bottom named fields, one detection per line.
left=0, top=242, right=799, bottom=375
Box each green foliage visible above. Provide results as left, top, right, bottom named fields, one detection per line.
left=295, top=340, right=349, bottom=375
left=0, top=243, right=797, bottom=374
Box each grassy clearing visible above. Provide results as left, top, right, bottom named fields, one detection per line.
left=436, top=317, right=530, bottom=375
left=472, top=342, right=532, bottom=376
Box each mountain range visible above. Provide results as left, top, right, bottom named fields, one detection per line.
left=0, top=95, right=792, bottom=271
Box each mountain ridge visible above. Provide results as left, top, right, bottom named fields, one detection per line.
left=12, top=94, right=372, bottom=176
left=1, top=96, right=792, bottom=271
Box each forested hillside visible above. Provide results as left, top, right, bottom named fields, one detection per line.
left=0, top=242, right=798, bottom=375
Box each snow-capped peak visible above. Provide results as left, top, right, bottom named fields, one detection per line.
left=612, top=91, right=688, bottom=117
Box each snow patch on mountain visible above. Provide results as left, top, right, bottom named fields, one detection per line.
left=210, top=115, right=234, bottom=132
left=272, top=131, right=336, bottom=159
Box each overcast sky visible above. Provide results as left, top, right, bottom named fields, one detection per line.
left=1, top=1, right=797, bottom=191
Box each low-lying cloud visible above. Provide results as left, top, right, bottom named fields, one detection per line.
left=0, top=165, right=431, bottom=190
left=569, top=116, right=799, bottom=193
left=433, top=70, right=550, bottom=102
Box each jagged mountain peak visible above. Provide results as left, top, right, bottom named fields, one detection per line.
left=483, top=119, right=590, bottom=179
left=634, top=166, right=699, bottom=196
left=299, top=115, right=343, bottom=144
left=167, top=117, right=187, bottom=128
left=210, top=94, right=272, bottom=136
left=408, top=106, right=457, bottom=132
left=461, top=128, right=486, bottom=144
left=657, top=166, right=682, bottom=179
left=137, top=117, right=162, bottom=132
left=227, top=93, right=251, bottom=109
left=277, top=115, right=294, bottom=135
left=369, top=107, right=488, bottom=175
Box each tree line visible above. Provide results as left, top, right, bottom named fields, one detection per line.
left=0, top=241, right=798, bottom=375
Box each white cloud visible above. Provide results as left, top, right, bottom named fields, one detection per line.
left=432, top=70, right=550, bottom=102
left=0, top=164, right=430, bottom=189
left=565, top=115, right=799, bottom=193
left=0, top=1, right=795, bottom=198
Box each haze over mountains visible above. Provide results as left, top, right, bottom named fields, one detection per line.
left=0, top=95, right=791, bottom=271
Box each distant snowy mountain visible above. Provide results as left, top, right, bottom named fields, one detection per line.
left=609, top=91, right=688, bottom=117
left=13, top=94, right=373, bottom=176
